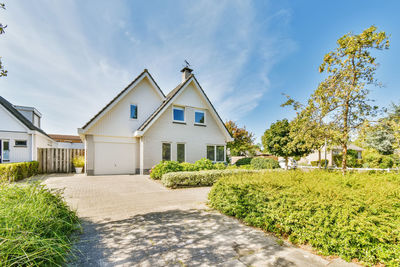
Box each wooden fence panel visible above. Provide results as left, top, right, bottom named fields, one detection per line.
left=37, top=148, right=85, bottom=173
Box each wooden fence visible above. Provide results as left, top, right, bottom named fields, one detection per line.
left=37, top=148, right=85, bottom=173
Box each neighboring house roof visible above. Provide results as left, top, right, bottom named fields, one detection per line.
left=81, top=69, right=165, bottom=130
left=49, top=134, right=82, bottom=143
left=0, top=96, right=50, bottom=138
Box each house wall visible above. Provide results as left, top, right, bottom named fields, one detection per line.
left=142, top=83, right=227, bottom=170
left=0, top=131, right=32, bottom=163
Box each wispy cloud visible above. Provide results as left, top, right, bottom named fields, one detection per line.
left=0, top=0, right=295, bottom=134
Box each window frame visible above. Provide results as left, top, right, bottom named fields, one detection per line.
left=194, top=109, right=206, bottom=125
left=130, top=104, right=138, bottom=120
left=206, top=145, right=226, bottom=163
left=162, top=142, right=171, bottom=161
left=2, top=140, right=10, bottom=162
left=14, top=140, right=27, bottom=147
left=172, top=106, right=185, bottom=123
left=177, top=143, right=186, bottom=163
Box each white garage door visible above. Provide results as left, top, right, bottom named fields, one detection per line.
left=94, top=142, right=136, bottom=175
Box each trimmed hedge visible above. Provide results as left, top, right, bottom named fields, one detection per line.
left=235, top=157, right=253, bottom=166
left=0, top=161, right=39, bottom=182
left=310, top=159, right=329, bottom=167
left=161, top=169, right=264, bottom=188
left=209, top=171, right=400, bottom=266
left=250, top=157, right=280, bottom=169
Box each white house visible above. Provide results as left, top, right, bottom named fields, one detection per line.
left=0, top=96, right=54, bottom=163
left=78, top=68, right=233, bottom=175
left=301, top=144, right=364, bottom=166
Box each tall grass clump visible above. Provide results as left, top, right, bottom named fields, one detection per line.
left=0, top=183, right=80, bottom=266
left=209, top=170, right=400, bottom=266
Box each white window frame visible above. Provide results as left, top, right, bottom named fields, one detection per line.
left=2, top=140, right=10, bottom=162
left=15, top=140, right=27, bottom=147
left=162, top=142, right=172, bottom=161
left=177, top=143, right=186, bottom=163
left=172, top=106, right=185, bottom=123
left=130, top=103, right=138, bottom=120
left=194, top=109, right=206, bottom=125
left=206, top=144, right=226, bottom=163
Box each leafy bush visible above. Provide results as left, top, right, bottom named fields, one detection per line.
left=310, top=159, right=329, bottom=167
left=380, top=156, right=394, bottom=169
left=235, top=157, right=253, bottom=166
left=362, top=149, right=397, bottom=169
left=250, top=157, right=280, bottom=169
left=0, top=183, right=80, bottom=266
left=333, top=150, right=363, bottom=168
left=72, top=156, right=85, bottom=167
left=209, top=171, right=400, bottom=266
left=0, top=161, right=39, bottom=182
left=214, top=162, right=226, bottom=170
left=150, top=161, right=183, bottom=179
left=180, top=162, right=199, bottom=172
left=161, top=169, right=264, bottom=188
left=193, top=158, right=214, bottom=170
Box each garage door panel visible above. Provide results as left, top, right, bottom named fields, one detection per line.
left=94, top=142, right=136, bottom=175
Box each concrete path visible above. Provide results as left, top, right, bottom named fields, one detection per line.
left=42, top=174, right=356, bottom=267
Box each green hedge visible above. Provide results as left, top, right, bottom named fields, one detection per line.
left=0, top=183, right=80, bottom=266
left=0, top=161, right=39, bottom=182
left=310, top=159, right=329, bottom=167
left=209, top=171, right=400, bottom=266
left=250, top=157, right=280, bottom=169
left=161, top=169, right=264, bottom=188
left=235, top=157, right=253, bottom=166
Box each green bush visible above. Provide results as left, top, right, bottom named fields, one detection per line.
left=0, top=183, right=80, bottom=266
left=214, top=162, right=226, bottom=170
left=194, top=158, right=214, bottom=170
left=362, top=149, right=397, bottom=169
left=380, top=156, right=394, bottom=169
left=235, top=157, right=253, bottom=166
left=0, top=161, right=39, bottom=182
left=310, top=159, right=329, bottom=167
left=333, top=150, right=363, bottom=168
left=150, top=161, right=183, bottom=179
left=250, top=157, right=280, bottom=169
left=161, top=169, right=265, bottom=188
left=180, top=162, right=199, bottom=172
left=72, top=156, right=85, bottom=168
left=209, top=171, right=400, bottom=266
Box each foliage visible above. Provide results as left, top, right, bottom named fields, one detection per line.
left=193, top=158, right=214, bottom=170
left=364, top=127, right=395, bottom=155
left=0, top=183, right=80, bottom=266
left=209, top=171, right=400, bottom=266
left=362, top=148, right=398, bottom=169
left=150, top=161, right=183, bottom=179
left=262, top=119, right=310, bottom=167
left=310, top=159, right=329, bottom=167
left=180, top=162, right=198, bottom=172
left=72, top=156, right=85, bottom=168
left=0, top=161, right=39, bottom=182
left=250, top=157, right=280, bottom=169
left=225, top=120, right=256, bottom=156
left=161, top=169, right=264, bottom=188
left=235, top=157, right=253, bottom=166
left=333, top=150, right=363, bottom=168
left=214, top=162, right=226, bottom=170
left=0, top=3, right=7, bottom=77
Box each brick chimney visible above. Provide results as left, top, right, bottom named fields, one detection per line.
left=180, top=66, right=193, bottom=83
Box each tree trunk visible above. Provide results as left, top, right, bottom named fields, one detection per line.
left=342, top=99, right=350, bottom=175
left=318, top=150, right=321, bottom=169
left=342, top=143, right=347, bottom=175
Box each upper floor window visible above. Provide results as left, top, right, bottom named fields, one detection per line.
left=173, top=106, right=185, bottom=122
left=15, top=140, right=27, bottom=147
left=130, top=104, right=137, bottom=119
left=195, top=110, right=205, bottom=125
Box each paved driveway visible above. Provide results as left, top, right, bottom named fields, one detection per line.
left=42, top=174, right=355, bottom=266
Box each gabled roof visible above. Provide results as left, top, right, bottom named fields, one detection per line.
left=0, top=96, right=50, bottom=138
left=136, top=75, right=233, bottom=141
left=81, top=69, right=165, bottom=130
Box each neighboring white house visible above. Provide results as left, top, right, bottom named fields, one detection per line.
left=301, top=144, right=364, bottom=166
left=49, top=134, right=84, bottom=149
left=78, top=68, right=233, bottom=175
left=0, top=96, right=54, bottom=163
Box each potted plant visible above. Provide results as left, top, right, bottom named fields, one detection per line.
left=73, top=156, right=85, bottom=174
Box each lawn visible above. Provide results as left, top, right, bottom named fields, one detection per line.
left=0, top=183, right=80, bottom=266
left=209, top=170, right=400, bottom=266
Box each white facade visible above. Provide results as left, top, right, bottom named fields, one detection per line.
left=78, top=69, right=233, bottom=175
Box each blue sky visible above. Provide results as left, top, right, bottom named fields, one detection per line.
left=0, top=1, right=399, bottom=143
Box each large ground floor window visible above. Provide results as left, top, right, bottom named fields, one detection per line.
left=206, top=145, right=225, bottom=162
left=162, top=143, right=171, bottom=161
left=177, top=143, right=185, bottom=162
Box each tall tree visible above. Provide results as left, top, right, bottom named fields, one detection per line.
left=313, top=26, right=389, bottom=173
left=262, top=119, right=310, bottom=169
left=0, top=3, right=7, bottom=77
left=225, top=120, right=256, bottom=156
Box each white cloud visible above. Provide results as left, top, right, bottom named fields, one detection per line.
left=0, top=0, right=295, bottom=134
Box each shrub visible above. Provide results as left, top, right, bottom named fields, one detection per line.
left=333, top=150, right=363, bottom=168
left=209, top=171, right=400, bottom=266
left=0, top=161, right=39, bottom=182
left=161, top=169, right=265, bottom=188
left=194, top=158, right=214, bottom=170
left=180, top=162, right=198, bottom=172
left=214, top=162, right=226, bottom=170
left=0, top=183, right=80, bottom=265
left=235, top=157, right=253, bottom=166
left=250, top=157, right=280, bottom=169
left=310, top=159, right=329, bottom=167
left=380, top=156, right=394, bottom=169
left=150, top=161, right=183, bottom=179
left=72, top=156, right=85, bottom=167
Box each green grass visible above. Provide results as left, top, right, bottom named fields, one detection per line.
left=0, top=183, right=80, bottom=266
left=208, top=170, right=400, bottom=266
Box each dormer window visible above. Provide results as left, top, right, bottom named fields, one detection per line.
left=173, top=106, right=185, bottom=123
left=195, top=110, right=205, bottom=125
left=130, top=104, right=137, bottom=119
